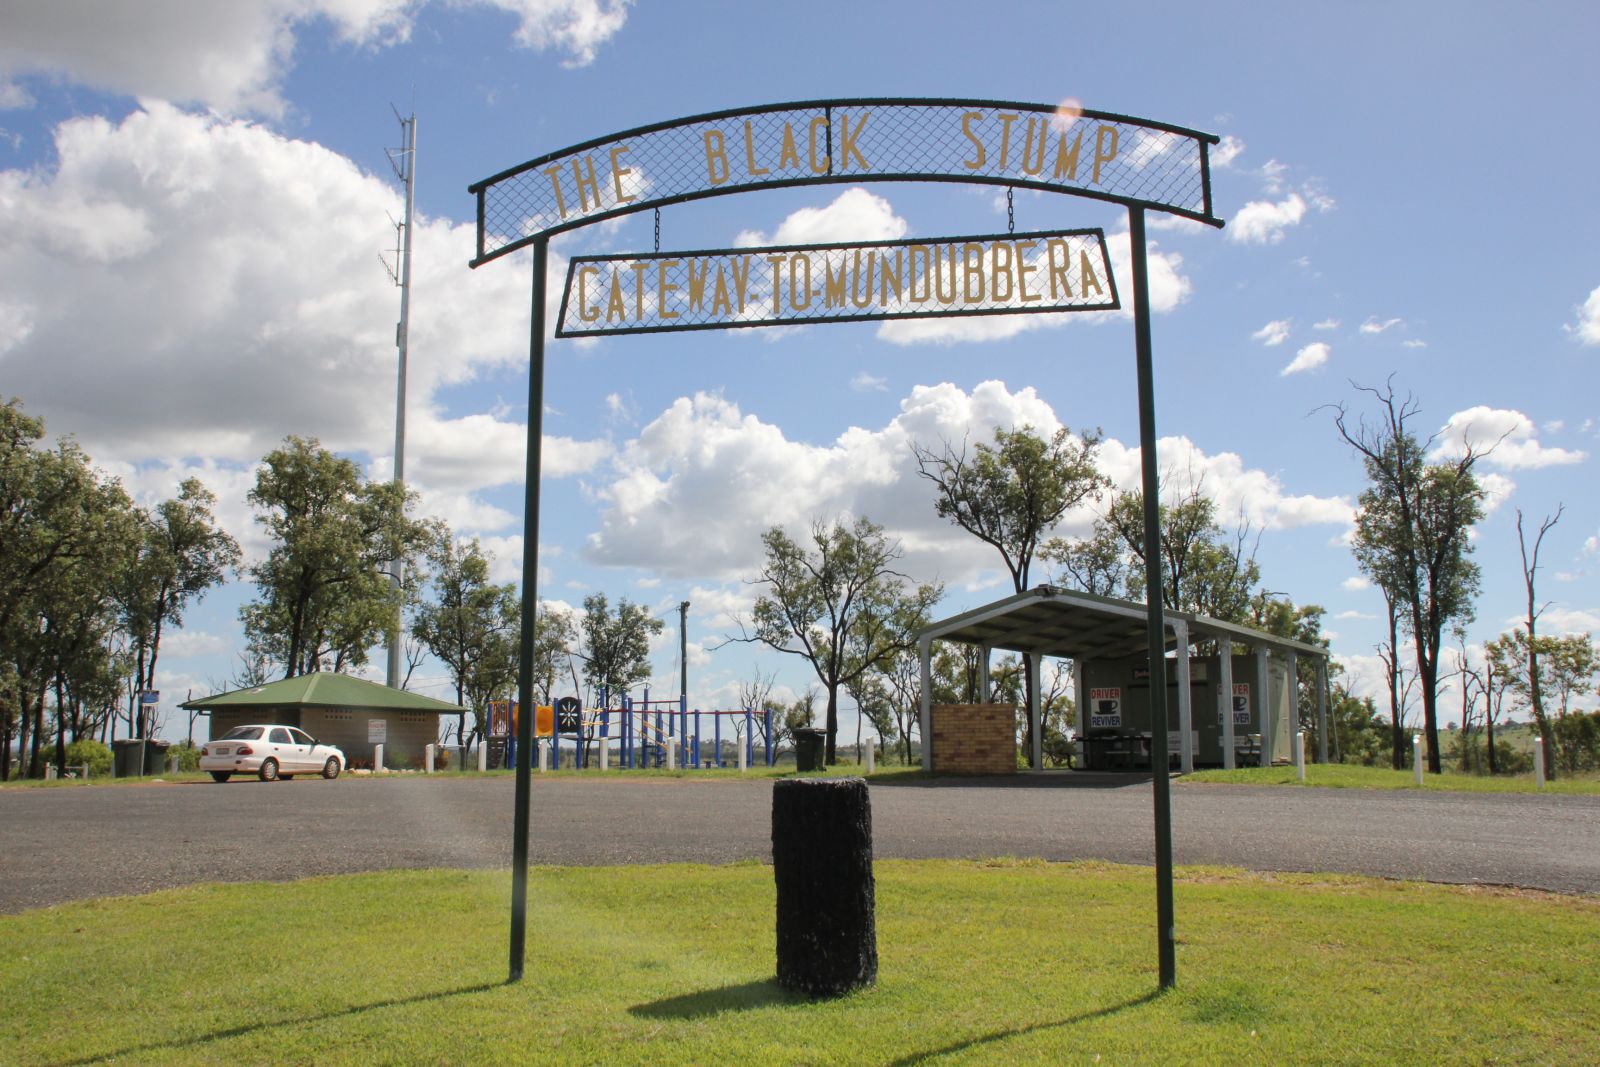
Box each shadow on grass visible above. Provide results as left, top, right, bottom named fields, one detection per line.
left=57, top=980, right=503, bottom=1066
left=885, top=989, right=1164, bottom=1065
left=629, top=979, right=799, bottom=1019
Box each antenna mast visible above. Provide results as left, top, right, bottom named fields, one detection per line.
left=384, top=108, right=416, bottom=689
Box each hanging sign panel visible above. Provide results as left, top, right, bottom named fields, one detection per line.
left=470, top=98, right=1221, bottom=264
left=1218, top=683, right=1251, bottom=726
left=557, top=229, right=1116, bottom=336
left=1089, top=687, right=1123, bottom=729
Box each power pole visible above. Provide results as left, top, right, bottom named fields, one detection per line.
left=383, top=107, right=416, bottom=689
left=679, top=601, right=690, bottom=709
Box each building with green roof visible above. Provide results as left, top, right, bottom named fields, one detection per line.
left=182, top=673, right=467, bottom=769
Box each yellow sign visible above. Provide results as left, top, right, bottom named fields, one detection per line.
left=558, top=229, right=1116, bottom=336
left=534, top=704, right=554, bottom=738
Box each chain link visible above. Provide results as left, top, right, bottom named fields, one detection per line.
left=1007, top=187, right=1015, bottom=234
left=653, top=208, right=661, bottom=254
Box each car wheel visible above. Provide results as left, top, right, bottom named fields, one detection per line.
left=322, top=757, right=341, bottom=780
left=210, top=771, right=232, bottom=783
left=259, top=758, right=280, bottom=782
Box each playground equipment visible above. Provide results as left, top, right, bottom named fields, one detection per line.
left=498, top=687, right=777, bottom=771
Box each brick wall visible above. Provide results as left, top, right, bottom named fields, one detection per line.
left=930, top=703, right=1017, bottom=775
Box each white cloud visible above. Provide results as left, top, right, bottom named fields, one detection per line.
left=1432, top=407, right=1588, bottom=470
left=1401, top=339, right=1428, bottom=349
left=1335, top=610, right=1375, bottom=620
left=1253, top=319, right=1291, bottom=347
left=1359, top=316, right=1403, bottom=334
left=0, top=79, right=33, bottom=110
left=734, top=187, right=907, bottom=248
left=1571, top=285, right=1600, bottom=345
left=876, top=228, right=1190, bottom=346
left=1313, top=318, right=1339, bottom=330
left=160, top=629, right=231, bottom=659
left=1211, top=135, right=1244, bottom=168
left=1544, top=420, right=1565, bottom=434
left=1476, top=472, right=1516, bottom=516
left=1342, top=576, right=1370, bottom=591
left=1280, top=342, right=1330, bottom=376
left=850, top=372, right=888, bottom=392
left=1522, top=606, right=1600, bottom=636
left=1228, top=193, right=1307, bottom=244
left=0, top=0, right=628, bottom=115
left=583, top=381, right=1353, bottom=585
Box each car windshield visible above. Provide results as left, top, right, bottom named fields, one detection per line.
left=220, top=727, right=265, bottom=740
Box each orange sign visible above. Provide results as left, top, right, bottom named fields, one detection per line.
left=534, top=704, right=554, bottom=738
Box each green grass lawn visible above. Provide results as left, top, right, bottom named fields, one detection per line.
left=3, top=861, right=1595, bottom=1065
left=1182, top=762, right=1600, bottom=794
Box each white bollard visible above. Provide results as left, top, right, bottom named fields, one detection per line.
left=865, top=743, right=876, bottom=775
left=598, top=737, right=609, bottom=771
left=738, top=739, right=748, bottom=773
left=1533, top=736, right=1546, bottom=791
left=477, top=743, right=487, bottom=772
left=538, top=743, right=549, bottom=773
left=1412, top=735, right=1424, bottom=785
left=1295, top=731, right=1306, bottom=782
left=374, top=743, right=384, bottom=772
left=666, top=738, right=678, bottom=771
left=45, top=764, right=57, bottom=781
left=424, top=744, right=435, bottom=773
left=168, top=754, right=181, bottom=775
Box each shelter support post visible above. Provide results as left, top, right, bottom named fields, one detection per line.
left=1174, top=619, right=1193, bottom=774
left=1028, top=653, right=1042, bottom=770
left=919, top=637, right=933, bottom=772
left=509, top=235, right=548, bottom=984
left=1256, top=646, right=1272, bottom=767
left=1220, top=643, right=1235, bottom=771
left=1316, top=659, right=1329, bottom=764
left=1286, top=651, right=1299, bottom=768
left=1074, top=658, right=1089, bottom=756
left=978, top=645, right=991, bottom=703
left=1130, top=205, right=1176, bottom=989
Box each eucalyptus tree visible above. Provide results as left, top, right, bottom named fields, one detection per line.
left=410, top=534, right=520, bottom=744
left=241, top=436, right=435, bottom=678
left=1335, top=382, right=1486, bottom=774
left=743, top=517, right=942, bottom=763
left=579, top=593, right=662, bottom=701
left=117, top=478, right=239, bottom=736
left=914, top=424, right=1105, bottom=751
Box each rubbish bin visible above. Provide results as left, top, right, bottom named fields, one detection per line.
left=793, top=728, right=826, bottom=772
left=142, top=740, right=171, bottom=776
left=112, top=739, right=144, bottom=778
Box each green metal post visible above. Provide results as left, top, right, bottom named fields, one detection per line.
left=1129, top=207, right=1177, bottom=990
left=510, top=236, right=548, bottom=983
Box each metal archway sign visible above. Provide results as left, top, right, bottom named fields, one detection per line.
left=468, top=97, right=1226, bottom=990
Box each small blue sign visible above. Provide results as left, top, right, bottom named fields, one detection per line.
left=139, top=690, right=159, bottom=704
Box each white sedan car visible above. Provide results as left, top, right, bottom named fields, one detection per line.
left=200, top=725, right=345, bottom=782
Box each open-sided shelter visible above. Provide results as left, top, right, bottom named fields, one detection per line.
left=918, top=585, right=1331, bottom=773
left=183, top=673, right=466, bottom=769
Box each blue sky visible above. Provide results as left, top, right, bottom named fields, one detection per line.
left=3, top=0, right=1598, bottom=740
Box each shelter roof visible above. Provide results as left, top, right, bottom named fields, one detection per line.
left=181, top=672, right=466, bottom=713
left=919, top=585, right=1328, bottom=662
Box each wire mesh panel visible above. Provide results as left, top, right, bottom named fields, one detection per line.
left=471, top=98, right=1220, bottom=266
left=555, top=229, right=1117, bottom=337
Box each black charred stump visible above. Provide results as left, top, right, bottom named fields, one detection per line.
left=772, top=777, right=877, bottom=997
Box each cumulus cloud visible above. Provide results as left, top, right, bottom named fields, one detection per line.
left=1342, top=576, right=1370, bottom=591
left=1211, top=135, right=1244, bottom=168
left=1252, top=319, right=1291, bottom=346
left=1313, top=318, right=1339, bottom=330
left=734, top=187, right=907, bottom=248
left=0, top=0, right=629, bottom=115
left=1360, top=316, right=1403, bottom=334
left=584, top=381, right=1352, bottom=585
left=877, top=229, right=1190, bottom=346
left=1228, top=193, right=1307, bottom=244
left=850, top=372, right=888, bottom=392
left=1432, top=407, right=1587, bottom=470
left=1571, top=284, right=1600, bottom=345
left=1280, top=342, right=1330, bottom=376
